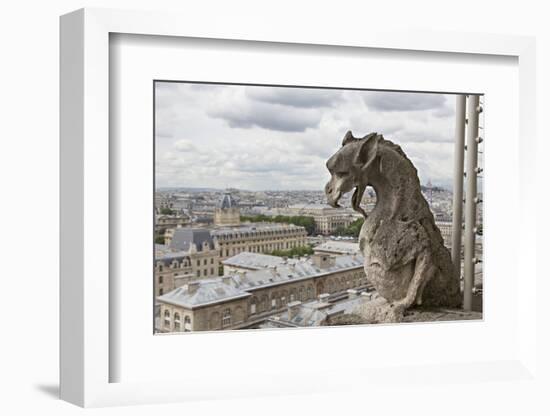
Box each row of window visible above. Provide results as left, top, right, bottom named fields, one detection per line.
left=164, top=310, right=192, bottom=331
left=221, top=241, right=304, bottom=257
left=163, top=307, right=242, bottom=332
left=196, top=268, right=215, bottom=277
left=215, top=230, right=306, bottom=240
left=248, top=286, right=315, bottom=315
left=157, top=256, right=217, bottom=272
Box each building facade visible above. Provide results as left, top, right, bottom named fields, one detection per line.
left=435, top=221, right=453, bottom=248
left=212, top=223, right=308, bottom=260
left=165, top=223, right=308, bottom=261
left=157, top=253, right=368, bottom=332
left=155, top=214, right=189, bottom=238
left=284, top=204, right=360, bottom=235
left=155, top=229, right=220, bottom=297
left=213, top=192, right=240, bottom=226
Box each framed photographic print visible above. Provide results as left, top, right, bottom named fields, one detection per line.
left=152, top=82, right=483, bottom=334
left=60, top=7, right=538, bottom=408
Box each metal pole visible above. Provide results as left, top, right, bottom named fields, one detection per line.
left=451, top=95, right=466, bottom=279
left=463, top=95, right=480, bottom=310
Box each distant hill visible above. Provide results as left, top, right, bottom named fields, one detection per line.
left=156, top=187, right=221, bottom=193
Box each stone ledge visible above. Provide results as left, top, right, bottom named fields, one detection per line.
left=326, top=307, right=482, bottom=326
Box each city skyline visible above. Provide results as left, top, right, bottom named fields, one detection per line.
left=155, top=82, right=458, bottom=191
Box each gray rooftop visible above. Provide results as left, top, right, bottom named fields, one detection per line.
left=169, top=228, right=215, bottom=252
left=155, top=244, right=192, bottom=265
left=158, top=279, right=250, bottom=309
left=157, top=253, right=364, bottom=308
left=222, top=252, right=285, bottom=270
left=265, top=292, right=368, bottom=327
left=314, top=241, right=360, bottom=255
left=228, top=254, right=363, bottom=291
left=219, top=192, right=237, bottom=209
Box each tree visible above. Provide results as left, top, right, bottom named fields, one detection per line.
left=155, top=236, right=165, bottom=244
left=268, top=245, right=314, bottom=258
left=159, top=207, right=174, bottom=215
left=333, top=218, right=364, bottom=237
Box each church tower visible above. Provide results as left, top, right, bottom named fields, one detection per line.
left=213, top=192, right=240, bottom=227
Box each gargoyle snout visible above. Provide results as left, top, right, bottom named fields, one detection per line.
left=325, top=179, right=342, bottom=208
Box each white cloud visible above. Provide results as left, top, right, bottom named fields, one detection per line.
left=155, top=82, right=457, bottom=190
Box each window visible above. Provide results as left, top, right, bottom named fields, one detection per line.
left=196, top=260, right=200, bottom=266
left=204, top=259, right=207, bottom=265
left=210, top=268, right=214, bottom=275
left=250, top=302, right=256, bottom=314
left=222, top=308, right=231, bottom=326
left=184, top=315, right=191, bottom=331
left=159, top=275, right=163, bottom=284
left=159, top=288, right=163, bottom=296
left=163, top=309, right=171, bottom=327
left=197, top=270, right=201, bottom=277
left=210, top=258, right=214, bottom=264
left=174, top=312, right=181, bottom=331
left=159, top=264, right=163, bottom=272
left=271, top=298, right=277, bottom=309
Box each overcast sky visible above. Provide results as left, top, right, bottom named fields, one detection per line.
left=155, top=82, right=457, bottom=191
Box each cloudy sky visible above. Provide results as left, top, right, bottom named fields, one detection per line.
left=155, top=82, right=457, bottom=191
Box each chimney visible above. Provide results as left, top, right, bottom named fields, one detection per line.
left=312, top=253, right=333, bottom=269
left=347, top=289, right=358, bottom=299
left=287, top=301, right=301, bottom=320
left=270, top=266, right=278, bottom=277
left=188, top=282, right=199, bottom=294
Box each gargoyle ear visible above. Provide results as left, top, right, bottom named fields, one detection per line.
left=341, top=130, right=355, bottom=146
left=354, top=134, right=380, bottom=169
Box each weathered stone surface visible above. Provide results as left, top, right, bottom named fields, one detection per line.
left=325, top=131, right=462, bottom=323
left=324, top=305, right=481, bottom=326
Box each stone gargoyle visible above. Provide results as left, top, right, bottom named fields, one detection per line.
left=325, top=131, right=462, bottom=322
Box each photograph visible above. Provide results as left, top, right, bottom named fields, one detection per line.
left=153, top=81, right=484, bottom=333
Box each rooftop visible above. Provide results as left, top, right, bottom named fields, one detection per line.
left=157, top=253, right=364, bottom=308
left=169, top=228, right=215, bottom=252
left=219, top=192, right=237, bottom=209
left=158, top=279, right=250, bottom=309
left=263, top=291, right=368, bottom=327
left=222, top=252, right=286, bottom=270
left=314, top=241, right=360, bottom=255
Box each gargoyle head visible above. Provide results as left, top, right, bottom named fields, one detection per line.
left=325, top=131, right=380, bottom=217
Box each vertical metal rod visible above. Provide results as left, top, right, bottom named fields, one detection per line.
left=451, top=95, right=466, bottom=279
left=464, top=95, right=480, bottom=310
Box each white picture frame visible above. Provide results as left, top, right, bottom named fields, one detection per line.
left=60, top=7, right=539, bottom=408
